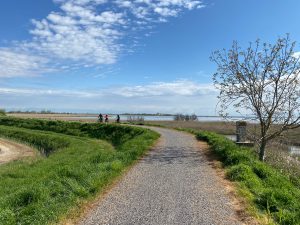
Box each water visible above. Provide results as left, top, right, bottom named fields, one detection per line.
left=289, top=146, right=300, bottom=155
left=68, top=115, right=246, bottom=122
left=224, top=135, right=237, bottom=142
left=225, top=135, right=300, bottom=156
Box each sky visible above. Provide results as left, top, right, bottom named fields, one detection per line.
left=1, top=0, right=300, bottom=114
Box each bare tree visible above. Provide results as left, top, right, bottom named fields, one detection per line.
left=211, top=35, right=300, bottom=161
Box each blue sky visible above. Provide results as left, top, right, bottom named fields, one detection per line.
left=1, top=0, right=300, bottom=114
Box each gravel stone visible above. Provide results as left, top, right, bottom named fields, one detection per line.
left=79, top=127, right=242, bottom=225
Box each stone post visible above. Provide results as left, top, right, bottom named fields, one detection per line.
left=236, top=121, right=247, bottom=142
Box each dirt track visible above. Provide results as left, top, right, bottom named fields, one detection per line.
left=0, top=138, right=36, bottom=164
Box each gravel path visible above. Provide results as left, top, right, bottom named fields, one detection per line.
left=79, top=127, right=242, bottom=225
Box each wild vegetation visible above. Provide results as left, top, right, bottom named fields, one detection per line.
left=211, top=35, right=300, bottom=161
left=181, top=129, right=300, bottom=224
left=126, top=115, right=145, bottom=124
left=0, top=117, right=159, bottom=225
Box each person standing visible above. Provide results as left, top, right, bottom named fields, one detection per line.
left=105, top=114, right=109, bottom=123
left=98, top=113, right=103, bottom=123
left=116, top=114, right=120, bottom=123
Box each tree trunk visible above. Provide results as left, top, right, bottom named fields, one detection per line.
left=259, top=139, right=267, bottom=161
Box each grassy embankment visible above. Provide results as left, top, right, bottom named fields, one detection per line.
left=183, top=129, right=300, bottom=225
left=0, top=117, right=159, bottom=225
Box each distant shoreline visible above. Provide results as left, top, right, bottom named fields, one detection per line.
left=7, top=112, right=251, bottom=118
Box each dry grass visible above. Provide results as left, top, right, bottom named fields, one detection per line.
left=263, top=141, right=300, bottom=180
left=144, top=120, right=236, bottom=134
left=145, top=120, right=300, bottom=146
left=8, top=113, right=98, bottom=122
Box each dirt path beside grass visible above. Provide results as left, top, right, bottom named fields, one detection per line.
left=78, top=127, right=243, bottom=225
left=0, top=138, right=36, bottom=164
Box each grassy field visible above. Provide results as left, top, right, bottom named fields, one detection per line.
left=0, top=117, right=159, bottom=225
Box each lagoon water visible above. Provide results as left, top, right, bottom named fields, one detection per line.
left=289, top=146, right=300, bottom=155
left=224, top=135, right=237, bottom=142
left=70, top=115, right=247, bottom=122
left=225, top=135, right=300, bottom=156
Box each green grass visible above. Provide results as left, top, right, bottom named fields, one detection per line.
left=0, top=125, right=70, bottom=156
left=0, top=118, right=159, bottom=225
left=0, top=116, right=146, bottom=148
left=194, top=130, right=300, bottom=225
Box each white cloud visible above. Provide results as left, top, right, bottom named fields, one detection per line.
left=111, top=80, right=215, bottom=97
left=154, top=7, right=179, bottom=17
left=0, top=80, right=217, bottom=114
left=0, top=48, right=51, bottom=78
left=293, top=52, right=300, bottom=58
left=0, top=80, right=215, bottom=98
left=27, top=2, right=125, bottom=65
left=0, top=87, right=98, bottom=97
left=0, top=0, right=204, bottom=77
